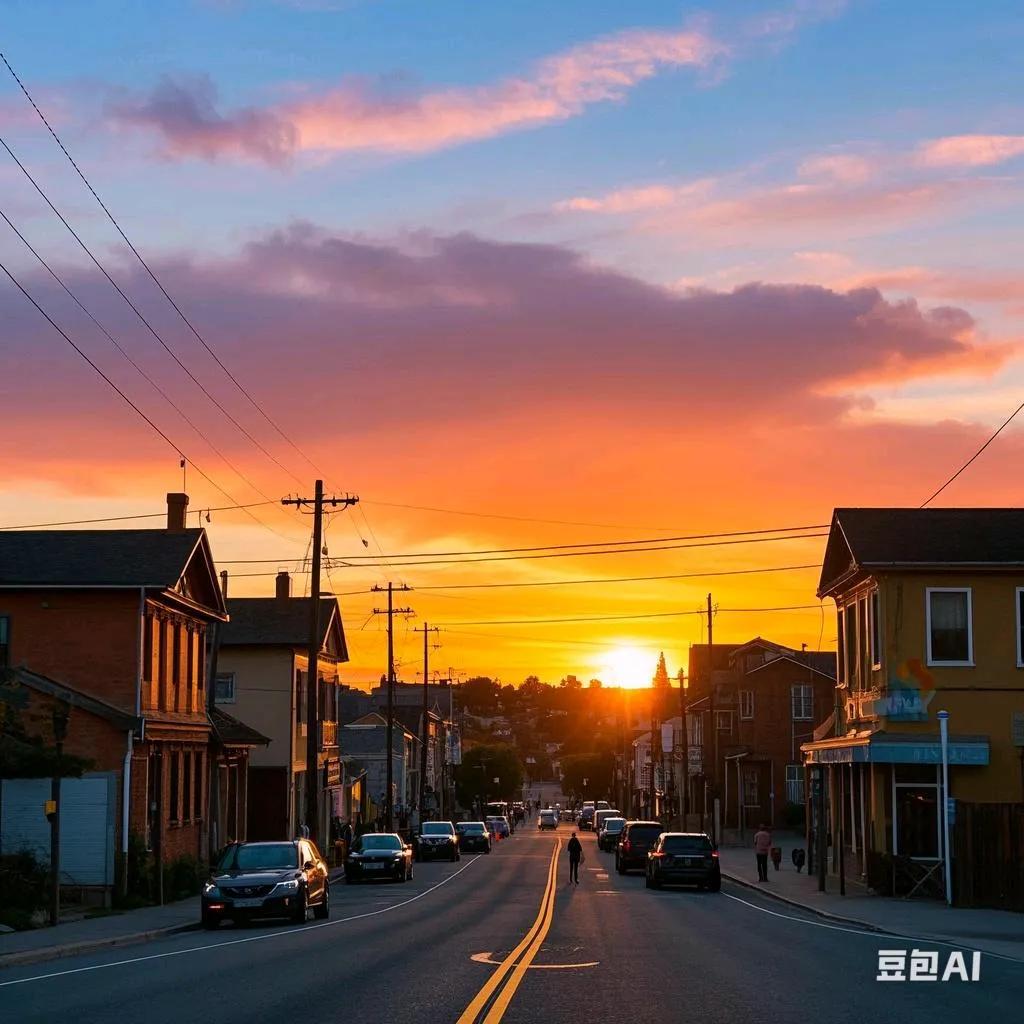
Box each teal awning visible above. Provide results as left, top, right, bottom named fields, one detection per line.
left=802, top=733, right=989, bottom=766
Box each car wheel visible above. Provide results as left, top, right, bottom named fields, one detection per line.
left=650, top=873, right=662, bottom=890
left=707, top=876, right=721, bottom=892
left=290, top=892, right=308, bottom=924
left=616, top=857, right=626, bottom=875
left=313, top=886, right=330, bottom=920
left=201, top=912, right=220, bottom=930
left=645, top=872, right=653, bottom=889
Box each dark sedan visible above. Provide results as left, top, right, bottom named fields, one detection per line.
left=456, top=821, right=492, bottom=853
left=646, top=832, right=721, bottom=891
left=201, top=839, right=329, bottom=929
left=345, top=833, right=414, bottom=883
left=615, top=820, right=664, bottom=874
left=414, top=821, right=460, bottom=861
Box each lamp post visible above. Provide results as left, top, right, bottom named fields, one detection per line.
left=938, top=709, right=952, bottom=906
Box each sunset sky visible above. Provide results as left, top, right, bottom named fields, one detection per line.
left=3, top=0, right=1024, bottom=688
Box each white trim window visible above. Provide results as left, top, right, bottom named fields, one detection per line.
left=739, top=689, right=754, bottom=720
left=926, top=588, right=973, bottom=666
left=715, top=710, right=733, bottom=734
left=791, top=684, right=813, bottom=721
left=214, top=671, right=236, bottom=704
left=1017, top=588, right=1024, bottom=668
left=785, top=764, right=805, bottom=805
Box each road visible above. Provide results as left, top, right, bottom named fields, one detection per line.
left=2, top=828, right=1021, bottom=1023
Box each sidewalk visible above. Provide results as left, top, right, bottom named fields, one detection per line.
left=0, top=898, right=200, bottom=968
left=718, top=835, right=1024, bottom=961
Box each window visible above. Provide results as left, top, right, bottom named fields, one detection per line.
left=785, top=764, right=805, bottom=805
left=172, top=624, right=181, bottom=685
left=836, top=611, right=845, bottom=684
left=186, top=629, right=195, bottom=709
left=893, top=765, right=940, bottom=859
left=1017, top=588, right=1024, bottom=668
left=926, top=588, right=973, bottom=665
left=295, top=670, right=304, bottom=725
left=194, top=751, right=203, bottom=821
left=215, top=672, right=236, bottom=704
left=169, top=751, right=181, bottom=823
left=183, top=752, right=192, bottom=821
left=715, top=710, right=733, bottom=733
left=844, top=604, right=857, bottom=687
left=0, top=615, right=8, bottom=669
left=142, top=614, right=153, bottom=682
left=871, top=590, right=882, bottom=669
left=739, top=689, right=754, bottom=720
left=791, top=684, right=813, bottom=721
left=741, top=766, right=759, bottom=806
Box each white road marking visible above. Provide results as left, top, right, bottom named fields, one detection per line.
left=0, top=856, right=481, bottom=988
left=721, top=890, right=1024, bottom=965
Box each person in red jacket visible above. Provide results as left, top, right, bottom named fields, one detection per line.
left=753, top=824, right=772, bottom=882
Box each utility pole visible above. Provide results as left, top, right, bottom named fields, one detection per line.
left=678, top=670, right=689, bottom=825
left=283, top=482, right=359, bottom=844
left=707, top=592, right=717, bottom=843
left=413, top=623, right=440, bottom=826
left=371, top=583, right=414, bottom=832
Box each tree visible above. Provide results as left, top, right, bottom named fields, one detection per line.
left=458, top=677, right=500, bottom=714
left=588, top=678, right=603, bottom=689
left=454, top=743, right=524, bottom=809
left=560, top=751, right=615, bottom=801
left=653, top=652, right=671, bottom=688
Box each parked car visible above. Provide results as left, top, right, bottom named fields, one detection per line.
left=559, top=809, right=575, bottom=822
left=345, top=833, right=414, bottom=883
left=537, top=809, right=558, bottom=830
left=577, top=806, right=596, bottom=831
left=202, top=839, right=329, bottom=928
left=485, top=816, right=511, bottom=839
left=597, top=816, right=626, bottom=851
left=414, top=821, right=460, bottom=862
left=615, top=820, right=664, bottom=874
left=456, top=821, right=492, bottom=853
left=593, top=808, right=621, bottom=834
left=596, top=800, right=611, bottom=811
left=646, top=832, right=721, bottom=891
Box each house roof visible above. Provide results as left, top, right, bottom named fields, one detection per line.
left=819, top=508, right=1024, bottom=596
left=210, top=707, right=270, bottom=747
left=0, top=528, right=225, bottom=616
left=220, top=596, right=348, bottom=660
left=9, top=667, right=140, bottom=731
left=743, top=652, right=836, bottom=682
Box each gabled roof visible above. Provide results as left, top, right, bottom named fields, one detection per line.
left=819, top=508, right=1024, bottom=597
left=743, top=652, right=836, bottom=682
left=210, top=707, right=270, bottom=747
left=0, top=528, right=226, bottom=617
left=220, top=596, right=348, bottom=660
left=9, top=667, right=140, bottom=731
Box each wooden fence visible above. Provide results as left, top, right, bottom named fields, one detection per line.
left=953, top=802, right=1024, bottom=910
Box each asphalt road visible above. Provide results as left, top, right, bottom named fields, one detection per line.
left=2, top=829, right=1022, bottom=1024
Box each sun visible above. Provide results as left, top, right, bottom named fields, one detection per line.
left=598, top=646, right=655, bottom=689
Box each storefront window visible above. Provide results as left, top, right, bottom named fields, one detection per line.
left=895, top=784, right=939, bottom=859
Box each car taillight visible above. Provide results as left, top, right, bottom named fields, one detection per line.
left=711, top=850, right=719, bottom=858
left=622, top=841, right=631, bottom=852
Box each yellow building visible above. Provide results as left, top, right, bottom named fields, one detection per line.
left=803, top=508, right=1024, bottom=895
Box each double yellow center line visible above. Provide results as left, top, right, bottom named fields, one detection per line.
left=456, top=838, right=561, bottom=1024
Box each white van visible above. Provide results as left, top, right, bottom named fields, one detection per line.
left=538, top=809, right=558, bottom=830
left=594, top=808, right=621, bottom=833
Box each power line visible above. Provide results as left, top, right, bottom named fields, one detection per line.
left=437, top=604, right=822, bottom=627
left=0, top=501, right=276, bottom=531
left=0, top=205, right=298, bottom=533
left=0, top=50, right=325, bottom=482
left=0, top=256, right=294, bottom=541
left=921, top=396, right=1024, bottom=506
left=0, top=131, right=307, bottom=491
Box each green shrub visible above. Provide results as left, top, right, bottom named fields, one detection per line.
left=0, top=850, right=48, bottom=929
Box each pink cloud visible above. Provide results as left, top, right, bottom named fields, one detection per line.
left=108, top=26, right=724, bottom=164
left=917, top=134, right=1024, bottom=168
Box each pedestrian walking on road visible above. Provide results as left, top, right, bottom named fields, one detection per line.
left=567, top=831, right=583, bottom=885
left=754, top=823, right=772, bottom=882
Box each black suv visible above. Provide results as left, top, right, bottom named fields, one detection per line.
left=414, top=821, right=460, bottom=861
left=456, top=821, right=492, bottom=853
left=646, top=832, right=721, bottom=891
left=615, top=821, right=664, bottom=874
left=202, top=839, right=329, bottom=929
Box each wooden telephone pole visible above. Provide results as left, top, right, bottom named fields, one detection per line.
left=413, top=623, right=440, bottom=826
left=282, top=482, right=358, bottom=844
left=371, top=583, right=414, bottom=832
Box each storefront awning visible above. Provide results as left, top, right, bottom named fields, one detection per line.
left=801, top=731, right=989, bottom=766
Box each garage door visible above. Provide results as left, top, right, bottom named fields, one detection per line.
left=0, top=773, right=116, bottom=886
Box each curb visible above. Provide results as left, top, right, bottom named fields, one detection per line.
left=721, top=869, right=886, bottom=932
left=0, top=921, right=199, bottom=969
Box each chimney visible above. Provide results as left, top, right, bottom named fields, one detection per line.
left=167, top=492, right=189, bottom=532
left=275, top=571, right=292, bottom=601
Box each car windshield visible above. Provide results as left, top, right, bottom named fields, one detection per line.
left=220, top=843, right=297, bottom=871
left=662, top=836, right=713, bottom=854
left=461, top=823, right=487, bottom=834
left=604, top=819, right=625, bottom=831
left=422, top=823, right=455, bottom=835
left=354, top=835, right=402, bottom=852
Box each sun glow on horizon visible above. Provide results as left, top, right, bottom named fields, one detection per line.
left=598, top=645, right=657, bottom=689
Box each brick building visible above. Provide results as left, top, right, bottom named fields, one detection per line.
left=0, top=494, right=263, bottom=897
